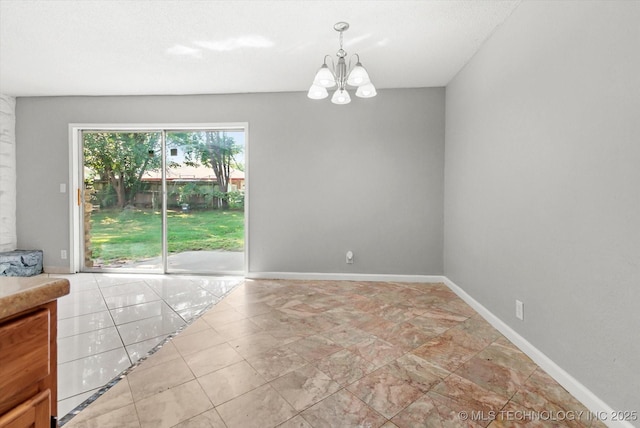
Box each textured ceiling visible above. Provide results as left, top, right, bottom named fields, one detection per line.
left=0, top=0, right=520, bottom=97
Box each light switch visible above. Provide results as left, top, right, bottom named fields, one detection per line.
left=60, top=183, right=66, bottom=193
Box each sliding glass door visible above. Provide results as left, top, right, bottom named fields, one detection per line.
left=82, top=131, right=163, bottom=271
left=80, top=126, right=246, bottom=274
left=164, top=130, right=245, bottom=273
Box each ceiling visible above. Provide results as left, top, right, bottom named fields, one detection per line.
left=0, top=0, right=520, bottom=97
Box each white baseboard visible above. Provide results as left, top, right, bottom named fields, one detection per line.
left=246, top=271, right=447, bottom=283
left=441, top=277, right=633, bottom=428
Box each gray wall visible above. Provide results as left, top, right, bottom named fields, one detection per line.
left=16, top=88, right=445, bottom=275
left=445, top=0, right=640, bottom=414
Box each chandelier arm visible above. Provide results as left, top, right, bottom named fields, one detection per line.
left=347, top=54, right=361, bottom=75
left=324, top=55, right=336, bottom=72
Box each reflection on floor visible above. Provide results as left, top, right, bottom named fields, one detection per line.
left=60, top=278, right=605, bottom=428
left=52, top=273, right=243, bottom=417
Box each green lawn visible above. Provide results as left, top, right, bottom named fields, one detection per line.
left=89, top=208, right=244, bottom=264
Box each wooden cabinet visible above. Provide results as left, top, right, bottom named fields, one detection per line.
left=0, top=301, right=59, bottom=428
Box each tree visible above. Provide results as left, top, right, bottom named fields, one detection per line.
left=84, top=132, right=162, bottom=208
left=169, top=131, right=242, bottom=210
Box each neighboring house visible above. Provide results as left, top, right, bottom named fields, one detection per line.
left=133, top=166, right=245, bottom=208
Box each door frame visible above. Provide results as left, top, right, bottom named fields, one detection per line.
left=68, top=122, right=249, bottom=275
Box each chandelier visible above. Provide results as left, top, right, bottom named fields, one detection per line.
left=307, top=22, right=377, bottom=105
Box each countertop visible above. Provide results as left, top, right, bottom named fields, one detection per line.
left=0, top=275, right=70, bottom=320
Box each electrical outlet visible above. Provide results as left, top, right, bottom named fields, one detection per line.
left=60, top=250, right=67, bottom=260
left=515, top=300, right=524, bottom=321
left=346, top=250, right=354, bottom=264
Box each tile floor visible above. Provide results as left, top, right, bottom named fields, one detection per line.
left=57, top=277, right=605, bottom=428
left=52, top=273, right=243, bottom=417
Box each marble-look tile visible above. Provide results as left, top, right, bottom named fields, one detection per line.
left=301, top=313, right=340, bottom=333
left=197, top=360, right=266, bottom=405
left=270, top=364, right=341, bottom=411
left=201, top=307, right=247, bottom=326
left=116, top=312, right=185, bottom=345
left=385, top=353, right=450, bottom=393
left=277, top=415, right=313, bottom=428
left=454, top=315, right=502, bottom=348
left=376, top=321, right=437, bottom=351
left=391, top=393, right=463, bottom=428
left=509, top=369, right=592, bottom=427
left=127, top=356, right=194, bottom=401
left=321, top=325, right=376, bottom=347
left=321, top=306, right=369, bottom=325
left=58, top=326, right=124, bottom=363
left=172, top=408, right=227, bottom=428
left=356, top=315, right=397, bottom=337
left=183, top=342, right=243, bottom=377
left=232, top=302, right=273, bottom=317
left=407, top=306, right=468, bottom=336
left=286, top=334, right=342, bottom=362
left=246, top=346, right=308, bottom=381
left=438, top=297, right=478, bottom=318
left=455, top=341, right=537, bottom=399
left=249, top=311, right=298, bottom=331
left=58, top=310, right=114, bottom=338
left=213, top=317, right=264, bottom=340
left=135, top=380, right=213, bottom=428
left=229, top=331, right=287, bottom=358
left=279, top=302, right=327, bottom=319
left=488, top=400, right=551, bottom=428
left=301, top=389, right=386, bottom=428
left=64, top=403, right=141, bottom=428
left=347, top=366, right=424, bottom=419
left=348, top=336, right=405, bottom=367
left=58, top=348, right=131, bottom=400
left=411, top=330, right=483, bottom=372
left=172, top=328, right=227, bottom=356
left=56, top=278, right=597, bottom=428
left=216, top=384, right=297, bottom=428
left=429, top=374, right=509, bottom=420
left=65, top=378, right=133, bottom=425
left=133, top=341, right=181, bottom=370
left=483, top=341, right=536, bottom=373
left=374, top=303, right=423, bottom=323
left=110, top=300, right=178, bottom=325
left=177, top=318, right=212, bottom=337
left=314, top=349, right=376, bottom=386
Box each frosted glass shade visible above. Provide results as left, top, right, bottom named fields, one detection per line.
left=331, top=89, right=351, bottom=105
left=313, top=64, right=336, bottom=88
left=347, top=62, right=371, bottom=86
left=355, top=83, right=377, bottom=98
left=307, top=85, right=329, bottom=100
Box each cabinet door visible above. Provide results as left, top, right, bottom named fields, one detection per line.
left=0, top=390, right=50, bottom=428
left=0, top=309, right=50, bottom=403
